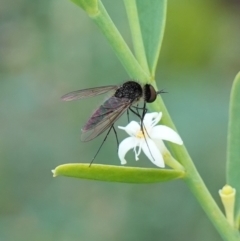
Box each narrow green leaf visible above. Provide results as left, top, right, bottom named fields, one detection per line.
left=91, top=1, right=150, bottom=82
left=227, top=72, right=240, bottom=220
left=70, top=0, right=99, bottom=16
left=53, top=163, right=185, bottom=183
left=123, top=0, right=150, bottom=74
left=136, top=0, right=167, bottom=76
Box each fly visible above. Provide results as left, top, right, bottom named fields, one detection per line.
left=61, top=80, right=164, bottom=163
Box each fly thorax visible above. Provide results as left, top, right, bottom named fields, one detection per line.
left=114, top=81, right=143, bottom=101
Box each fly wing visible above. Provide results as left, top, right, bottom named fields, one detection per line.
left=61, top=85, right=118, bottom=101
left=81, top=96, right=132, bottom=141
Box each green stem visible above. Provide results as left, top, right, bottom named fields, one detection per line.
left=163, top=152, right=185, bottom=171
left=123, top=0, right=150, bottom=74
left=90, top=1, right=150, bottom=82
left=150, top=96, right=240, bottom=241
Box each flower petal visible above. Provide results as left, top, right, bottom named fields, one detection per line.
left=118, top=121, right=140, bottom=136
left=143, top=112, right=162, bottom=127
left=154, top=139, right=168, bottom=153
left=118, top=137, right=138, bottom=165
left=142, top=139, right=165, bottom=168
left=151, top=126, right=183, bottom=145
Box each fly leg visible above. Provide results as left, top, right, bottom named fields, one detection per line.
left=129, top=102, right=155, bottom=162
left=127, top=109, right=130, bottom=123
left=112, top=125, right=119, bottom=149
left=131, top=104, right=148, bottom=118
left=89, top=124, right=114, bottom=166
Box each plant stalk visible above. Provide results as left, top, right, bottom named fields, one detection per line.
left=123, top=0, right=150, bottom=74
left=90, top=1, right=150, bottom=81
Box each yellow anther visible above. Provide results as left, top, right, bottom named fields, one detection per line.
left=136, top=130, right=144, bottom=138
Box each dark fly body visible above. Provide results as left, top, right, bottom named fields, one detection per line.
left=61, top=80, right=163, bottom=162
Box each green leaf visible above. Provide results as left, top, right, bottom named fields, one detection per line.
left=123, top=0, right=150, bottom=74
left=91, top=1, right=150, bottom=82
left=227, top=72, right=240, bottom=220
left=136, top=0, right=167, bottom=76
left=70, top=0, right=99, bottom=16
left=53, top=163, right=185, bottom=183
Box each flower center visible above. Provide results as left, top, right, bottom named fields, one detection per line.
left=136, top=130, right=145, bottom=139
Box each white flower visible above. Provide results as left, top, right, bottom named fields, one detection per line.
left=118, top=112, right=183, bottom=168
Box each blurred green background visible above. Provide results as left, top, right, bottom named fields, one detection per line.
left=1, top=0, right=240, bottom=240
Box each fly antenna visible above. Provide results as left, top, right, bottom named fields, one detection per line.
left=157, top=89, right=168, bottom=94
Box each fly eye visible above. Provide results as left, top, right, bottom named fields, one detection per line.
left=145, top=85, right=157, bottom=103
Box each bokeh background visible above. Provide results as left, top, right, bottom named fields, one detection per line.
left=1, top=0, right=240, bottom=240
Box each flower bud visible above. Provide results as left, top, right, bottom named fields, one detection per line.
left=219, top=185, right=236, bottom=227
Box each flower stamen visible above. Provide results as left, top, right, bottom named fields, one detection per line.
left=136, top=130, right=145, bottom=139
